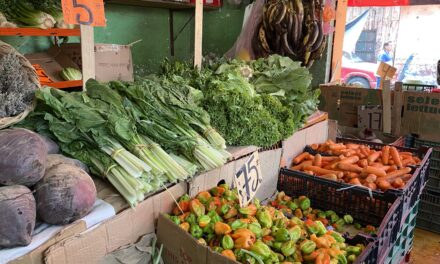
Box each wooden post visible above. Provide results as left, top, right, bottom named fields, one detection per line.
left=331, top=0, right=348, bottom=82
left=382, top=80, right=392, bottom=134
left=80, top=25, right=95, bottom=89
left=393, top=82, right=404, bottom=136
left=194, top=0, right=203, bottom=68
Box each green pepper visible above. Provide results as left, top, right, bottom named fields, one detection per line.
left=221, top=235, right=234, bottom=250
left=274, top=218, right=286, bottom=228
left=288, top=225, right=302, bottom=242
left=203, top=222, right=215, bottom=234
left=235, top=248, right=245, bottom=261
left=207, top=210, right=222, bottom=224
left=315, top=220, right=328, bottom=236
left=250, top=241, right=271, bottom=259
left=325, top=210, right=336, bottom=217
left=179, top=194, right=190, bottom=202
left=343, top=215, right=354, bottom=224
left=190, top=224, right=203, bottom=238
left=248, top=223, right=263, bottom=238
left=330, top=213, right=340, bottom=224
left=346, top=246, right=362, bottom=256
left=212, top=246, right=224, bottom=253
left=353, top=223, right=362, bottom=230
left=274, top=228, right=291, bottom=242
left=185, top=213, right=197, bottom=225
left=290, top=217, right=303, bottom=227
left=170, top=215, right=181, bottom=225
left=206, top=233, right=215, bottom=243
left=198, top=238, right=207, bottom=246
left=272, top=242, right=282, bottom=252
left=257, top=208, right=273, bottom=228
left=281, top=241, right=296, bottom=257
left=219, top=183, right=230, bottom=191
left=230, top=219, right=248, bottom=231
left=330, top=231, right=345, bottom=243
left=298, top=196, right=311, bottom=210
left=261, top=228, right=271, bottom=237
left=271, top=226, right=279, bottom=235
left=335, top=218, right=346, bottom=232
left=253, top=198, right=261, bottom=208
left=275, top=252, right=285, bottom=262
left=225, top=189, right=238, bottom=201
left=317, top=211, right=327, bottom=219
left=286, top=200, right=298, bottom=211
left=347, top=254, right=356, bottom=262
left=300, top=240, right=316, bottom=255
left=220, top=204, right=231, bottom=215
left=337, top=254, right=348, bottom=264
left=304, top=219, right=320, bottom=235
left=198, top=215, right=211, bottom=228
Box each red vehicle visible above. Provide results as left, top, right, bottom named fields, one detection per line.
left=341, top=52, right=377, bottom=88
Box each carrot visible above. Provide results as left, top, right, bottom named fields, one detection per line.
left=392, top=178, right=404, bottom=189
left=347, top=143, right=360, bottom=150
left=387, top=165, right=398, bottom=173
left=358, top=159, right=368, bottom=168
left=413, top=157, right=421, bottom=164
left=364, top=182, right=377, bottom=190
left=322, top=156, right=339, bottom=162
left=345, top=172, right=360, bottom=180
left=349, top=178, right=362, bottom=186
left=338, top=163, right=362, bottom=173
left=303, top=165, right=344, bottom=178
left=365, top=174, right=377, bottom=183
left=290, top=160, right=313, bottom=171
left=314, top=154, right=322, bottom=167
left=402, top=158, right=415, bottom=166
left=382, top=146, right=390, bottom=165
left=376, top=180, right=391, bottom=191
left=401, top=174, right=412, bottom=182
left=304, top=171, right=314, bottom=176
left=362, top=166, right=387, bottom=178
left=390, top=147, right=403, bottom=168
left=311, top=144, right=319, bottom=150
left=367, top=151, right=382, bottom=164
left=339, top=156, right=360, bottom=164
left=360, top=147, right=370, bottom=157
left=389, top=160, right=395, bottom=165
left=384, top=167, right=412, bottom=181
left=293, top=152, right=310, bottom=165
left=400, top=152, right=413, bottom=156
left=329, top=144, right=346, bottom=151
left=320, top=174, right=338, bottom=181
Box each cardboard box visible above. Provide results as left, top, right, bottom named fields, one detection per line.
left=358, top=105, right=383, bottom=130
left=338, top=125, right=402, bottom=144
left=43, top=182, right=187, bottom=264
left=157, top=214, right=236, bottom=264
left=280, top=120, right=329, bottom=168
left=319, top=85, right=384, bottom=127
left=400, top=91, right=440, bottom=142
left=25, top=50, right=80, bottom=83
left=56, top=43, right=134, bottom=82
left=187, top=147, right=282, bottom=202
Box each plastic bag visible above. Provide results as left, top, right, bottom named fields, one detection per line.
left=224, top=0, right=265, bottom=60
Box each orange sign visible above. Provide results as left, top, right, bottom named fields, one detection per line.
left=61, top=0, right=106, bottom=27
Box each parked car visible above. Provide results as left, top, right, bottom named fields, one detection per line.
left=341, top=52, right=377, bottom=88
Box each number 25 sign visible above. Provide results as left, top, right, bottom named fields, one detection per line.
left=234, top=151, right=262, bottom=207
left=62, top=0, right=106, bottom=27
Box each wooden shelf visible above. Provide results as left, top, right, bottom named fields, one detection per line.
left=106, top=0, right=220, bottom=10
left=0, top=28, right=81, bottom=37
left=45, top=80, right=83, bottom=89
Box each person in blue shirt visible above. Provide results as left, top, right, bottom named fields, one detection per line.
left=376, top=42, right=393, bottom=88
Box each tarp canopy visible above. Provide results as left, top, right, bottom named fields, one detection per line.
left=348, top=0, right=439, bottom=6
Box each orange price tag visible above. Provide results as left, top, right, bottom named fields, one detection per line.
left=61, top=0, right=106, bottom=27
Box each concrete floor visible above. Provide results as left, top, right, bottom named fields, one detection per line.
left=410, top=228, right=440, bottom=263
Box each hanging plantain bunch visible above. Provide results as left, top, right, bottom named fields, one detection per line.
left=254, top=0, right=327, bottom=68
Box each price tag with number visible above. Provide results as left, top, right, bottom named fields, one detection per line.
left=62, top=0, right=106, bottom=27
left=234, top=151, right=262, bottom=207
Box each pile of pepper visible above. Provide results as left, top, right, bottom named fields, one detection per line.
left=267, top=192, right=376, bottom=235
left=166, top=185, right=365, bottom=264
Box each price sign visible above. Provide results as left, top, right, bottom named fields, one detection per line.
left=234, top=151, right=262, bottom=207
left=61, top=0, right=106, bottom=27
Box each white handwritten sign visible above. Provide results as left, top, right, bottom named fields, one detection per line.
left=234, top=151, right=262, bottom=207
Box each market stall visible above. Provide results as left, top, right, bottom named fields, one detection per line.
left=1, top=0, right=440, bottom=264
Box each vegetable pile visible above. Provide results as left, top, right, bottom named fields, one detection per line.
left=19, top=79, right=229, bottom=207
left=0, top=0, right=72, bottom=29
left=167, top=186, right=366, bottom=263
left=289, top=141, right=422, bottom=191
left=161, top=55, right=319, bottom=147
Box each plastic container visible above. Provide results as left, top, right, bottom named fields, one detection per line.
left=417, top=187, right=440, bottom=234
left=413, top=138, right=440, bottom=190
left=278, top=168, right=401, bottom=262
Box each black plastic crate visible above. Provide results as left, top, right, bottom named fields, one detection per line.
left=414, top=138, right=440, bottom=159
left=335, top=137, right=432, bottom=215
left=417, top=187, right=440, bottom=234
left=347, top=234, right=379, bottom=264
left=278, top=168, right=402, bottom=261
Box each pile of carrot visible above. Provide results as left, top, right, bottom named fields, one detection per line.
left=290, top=140, right=422, bottom=192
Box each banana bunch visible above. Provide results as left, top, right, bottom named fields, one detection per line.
left=254, top=0, right=326, bottom=68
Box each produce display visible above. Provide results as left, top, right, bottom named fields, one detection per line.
left=289, top=141, right=422, bottom=191
left=0, top=52, right=38, bottom=118
left=0, top=0, right=73, bottom=29
left=254, top=0, right=326, bottom=67
left=59, top=67, right=82, bottom=81
left=167, top=186, right=366, bottom=263
left=162, top=55, right=319, bottom=147
left=0, top=128, right=96, bottom=247
left=20, top=79, right=229, bottom=206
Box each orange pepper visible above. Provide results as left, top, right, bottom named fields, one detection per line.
left=221, top=249, right=236, bottom=261
left=214, top=222, right=232, bottom=235
left=179, top=222, right=190, bottom=232
left=231, top=228, right=256, bottom=249
left=189, top=199, right=205, bottom=217
left=196, top=191, right=212, bottom=204
left=178, top=212, right=189, bottom=222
